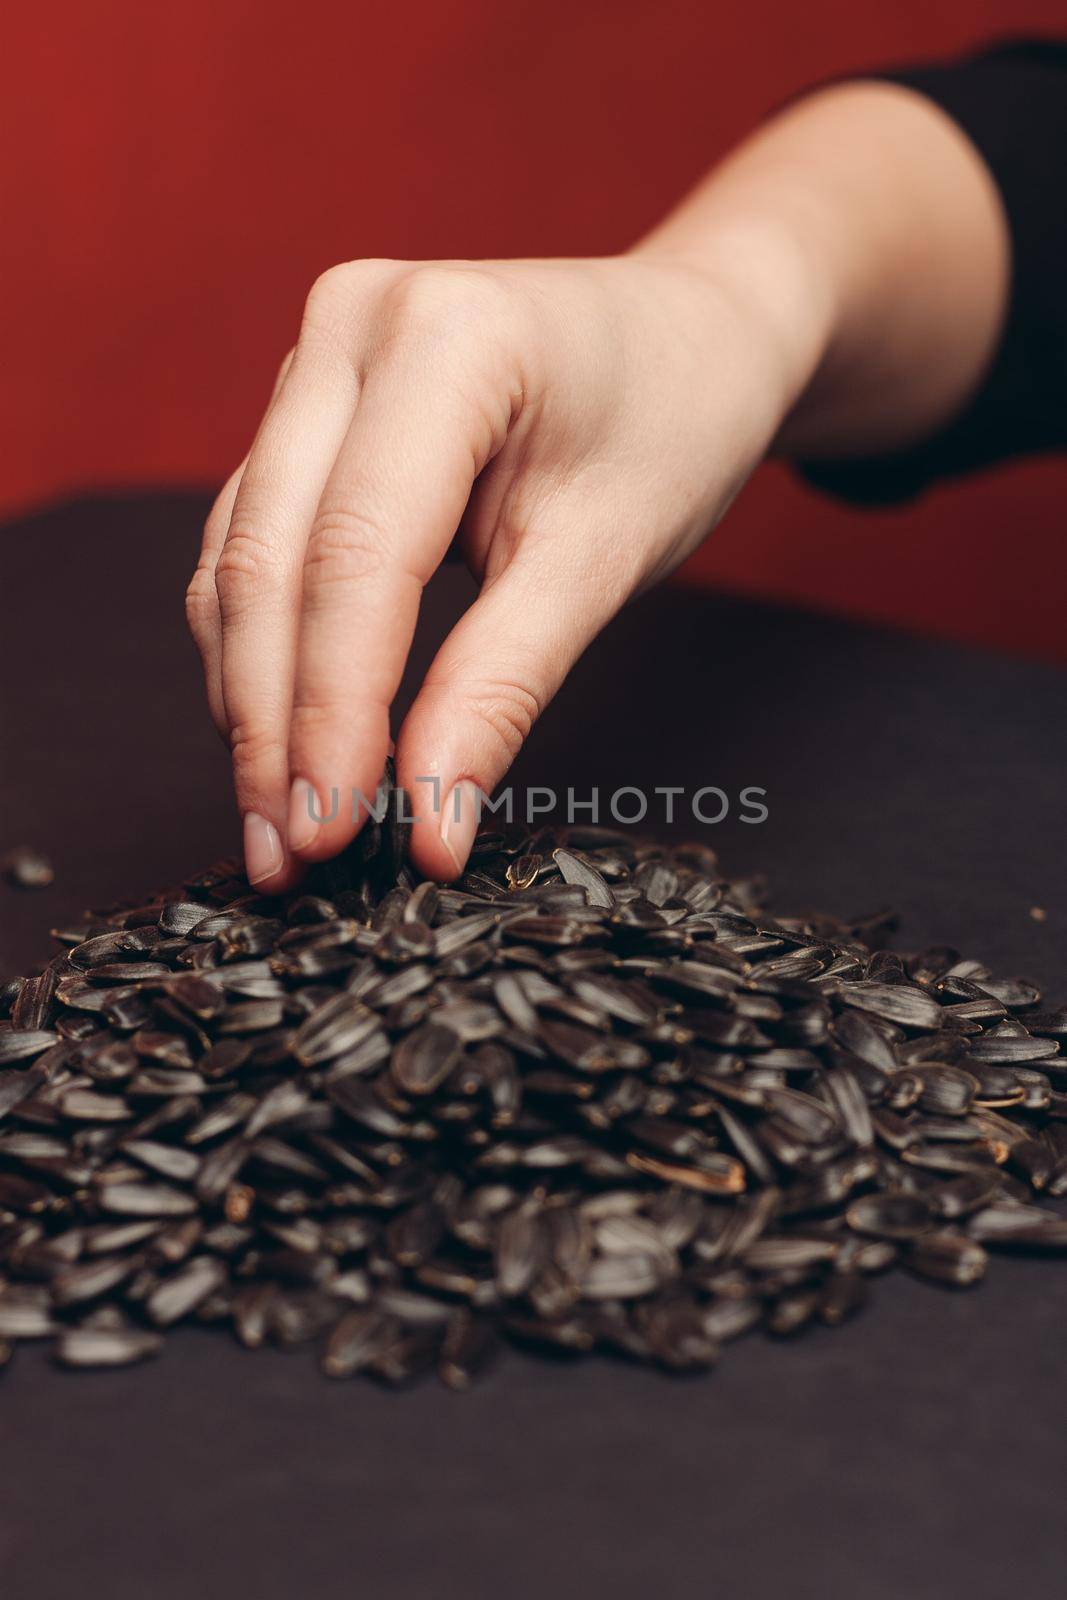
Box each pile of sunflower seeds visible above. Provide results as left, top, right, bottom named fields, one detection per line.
left=1, top=791, right=1065, bottom=1386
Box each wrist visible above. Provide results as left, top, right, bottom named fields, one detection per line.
left=636, top=81, right=1010, bottom=460
left=631, top=203, right=841, bottom=442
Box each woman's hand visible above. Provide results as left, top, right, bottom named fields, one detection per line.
left=186, top=84, right=1006, bottom=890
left=186, top=245, right=818, bottom=887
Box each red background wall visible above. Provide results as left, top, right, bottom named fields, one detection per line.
left=2, top=3, right=1064, bottom=658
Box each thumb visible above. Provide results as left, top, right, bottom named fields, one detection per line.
left=396, top=552, right=614, bottom=880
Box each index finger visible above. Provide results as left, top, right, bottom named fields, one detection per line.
left=285, top=280, right=516, bottom=862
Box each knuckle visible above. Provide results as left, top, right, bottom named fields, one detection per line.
left=184, top=565, right=218, bottom=634
left=387, top=265, right=510, bottom=344
left=302, top=264, right=356, bottom=327
left=228, top=721, right=287, bottom=777
left=302, top=259, right=396, bottom=337
left=214, top=529, right=283, bottom=615
left=465, top=678, right=541, bottom=762
left=288, top=701, right=337, bottom=743
left=303, top=506, right=391, bottom=598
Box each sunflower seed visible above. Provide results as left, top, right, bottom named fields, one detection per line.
left=53, top=1327, right=163, bottom=1367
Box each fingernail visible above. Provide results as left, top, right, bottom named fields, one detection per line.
left=243, top=813, right=283, bottom=885
left=440, top=780, right=481, bottom=875
left=288, top=778, right=323, bottom=853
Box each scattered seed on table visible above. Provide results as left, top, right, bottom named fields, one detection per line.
left=3, top=847, right=55, bottom=891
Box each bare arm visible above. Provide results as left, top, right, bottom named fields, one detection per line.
left=637, top=81, right=1010, bottom=458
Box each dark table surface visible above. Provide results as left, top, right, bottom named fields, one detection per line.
left=1, top=492, right=1065, bottom=1600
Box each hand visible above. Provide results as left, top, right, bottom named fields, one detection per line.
left=186, top=249, right=806, bottom=887
left=186, top=79, right=1007, bottom=891
left=184, top=243, right=821, bottom=888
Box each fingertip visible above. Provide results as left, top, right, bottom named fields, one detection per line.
left=407, top=778, right=482, bottom=882
left=287, top=778, right=322, bottom=855
left=284, top=776, right=365, bottom=865
left=243, top=812, right=287, bottom=889
left=285, top=801, right=358, bottom=866
left=440, top=779, right=481, bottom=876
left=408, top=827, right=464, bottom=883
left=286, top=707, right=393, bottom=863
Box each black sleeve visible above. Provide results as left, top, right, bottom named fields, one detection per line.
left=799, top=38, right=1067, bottom=505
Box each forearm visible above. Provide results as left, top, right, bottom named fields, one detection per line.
left=632, top=81, right=1010, bottom=460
